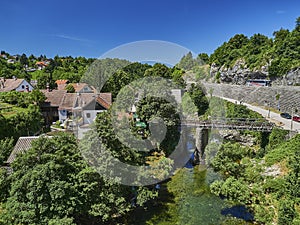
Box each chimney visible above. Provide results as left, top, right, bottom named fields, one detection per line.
left=46, top=82, right=50, bottom=92
left=0, top=78, right=4, bottom=89
left=12, top=76, right=16, bottom=81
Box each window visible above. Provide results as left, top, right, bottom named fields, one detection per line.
left=86, top=113, right=91, bottom=118
left=21, top=85, right=25, bottom=89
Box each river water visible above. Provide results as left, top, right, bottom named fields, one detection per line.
left=128, top=130, right=258, bottom=225
left=129, top=164, right=256, bottom=225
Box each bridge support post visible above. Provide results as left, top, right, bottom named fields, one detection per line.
left=193, top=128, right=209, bottom=165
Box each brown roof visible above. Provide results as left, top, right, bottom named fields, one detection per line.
left=6, top=136, right=39, bottom=164
left=42, top=90, right=67, bottom=107
left=97, top=93, right=112, bottom=109
left=71, top=83, right=96, bottom=93
left=0, top=78, right=26, bottom=92
left=42, top=90, right=104, bottom=110
left=60, top=93, right=77, bottom=110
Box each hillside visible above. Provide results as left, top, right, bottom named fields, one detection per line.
left=178, top=17, right=300, bottom=86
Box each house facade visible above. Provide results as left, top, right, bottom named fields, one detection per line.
left=41, top=90, right=111, bottom=126
left=0, top=78, right=34, bottom=92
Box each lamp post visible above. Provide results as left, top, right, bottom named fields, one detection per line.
left=290, top=108, right=298, bottom=138
left=265, top=101, right=271, bottom=118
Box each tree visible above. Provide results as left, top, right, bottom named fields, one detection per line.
left=211, top=142, right=251, bottom=178
left=20, top=53, right=28, bottom=67
left=197, top=53, right=209, bottom=64
left=176, top=52, right=198, bottom=71
left=65, top=84, right=75, bottom=93
left=295, top=16, right=300, bottom=31
left=1, top=133, right=134, bottom=224
left=187, top=83, right=209, bottom=116
left=0, top=137, right=14, bottom=166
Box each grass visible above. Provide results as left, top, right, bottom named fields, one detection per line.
left=0, top=102, right=28, bottom=118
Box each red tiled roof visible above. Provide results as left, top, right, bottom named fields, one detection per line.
left=55, top=79, right=69, bottom=85
left=36, top=61, right=48, bottom=66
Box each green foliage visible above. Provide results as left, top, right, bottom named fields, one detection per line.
left=176, top=52, right=198, bottom=71
left=0, top=105, right=43, bottom=140
left=210, top=176, right=251, bottom=204
left=181, top=92, right=198, bottom=117
left=82, top=58, right=130, bottom=94
left=0, top=91, right=45, bottom=140
left=265, top=134, right=300, bottom=165
left=211, top=142, right=251, bottom=178
left=65, top=83, right=75, bottom=93
left=0, top=133, right=134, bottom=224
left=0, top=168, right=10, bottom=202
left=267, top=127, right=289, bottom=149
left=210, top=132, right=300, bottom=224
left=0, top=137, right=14, bottom=166
left=278, top=199, right=296, bottom=225
left=137, top=96, right=180, bottom=155
left=187, top=83, right=209, bottom=116
left=209, top=17, right=300, bottom=76
left=197, top=53, right=209, bottom=64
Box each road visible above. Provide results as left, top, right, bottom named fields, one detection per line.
left=216, top=96, right=300, bottom=133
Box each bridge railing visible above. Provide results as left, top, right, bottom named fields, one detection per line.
left=182, top=118, right=274, bottom=131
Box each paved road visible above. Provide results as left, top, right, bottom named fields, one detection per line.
left=216, top=96, right=300, bottom=133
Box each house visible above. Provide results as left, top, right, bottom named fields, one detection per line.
left=40, top=90, right=66, bottom=124
left=0, top=54, right=7, bottom=59
left=81, top=93, right=112, bottom=124
left=71, top=83, right=96, bottom=93
left=41, top=90, right=111, bottom=125
left=0, top=77, right=34, bottom=92
left=7, top=59, right=16, bottom=64
left=55, top=80, right=96, bottom=93
left=35, top=61, right=48, bottom=70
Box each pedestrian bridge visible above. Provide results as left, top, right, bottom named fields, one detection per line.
left=182, top=118, right=274, bottom=132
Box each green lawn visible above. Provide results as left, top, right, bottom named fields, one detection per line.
left=0, top=102, right=28, bottom=118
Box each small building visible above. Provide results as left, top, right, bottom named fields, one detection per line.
left=171, top=89, right=184, bottom=104
left=0, top=78, right=34, bottom=92
left=246, top=79, right=271, bottom=87
left=6, top=136, right=40, bottom=165
left=35, top=61, right=48, bottom=70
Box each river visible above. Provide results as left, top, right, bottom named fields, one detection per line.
left=129, top=164, right=255, bottom=225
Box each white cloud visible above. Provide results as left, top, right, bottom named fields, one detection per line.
left=52, top=34, right=93, bottom=43
left=276, top=10, right=286, bottom=14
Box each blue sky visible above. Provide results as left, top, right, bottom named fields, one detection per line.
left=0, top=0, right=299, bottom=59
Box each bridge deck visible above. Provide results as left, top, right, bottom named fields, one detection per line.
left=182, top=119, right=275, bottom=132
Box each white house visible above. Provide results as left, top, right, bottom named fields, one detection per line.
left=42, top=90, right=112, bottom=125
left=0, top=78, right=34, bottom=92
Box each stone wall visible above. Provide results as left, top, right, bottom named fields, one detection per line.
left=202, top=82, right=300, bottom=114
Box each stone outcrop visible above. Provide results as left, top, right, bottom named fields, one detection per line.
left=272, top=68, right=300, bottom=86
left=209, top=58, right=300, bottom=86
